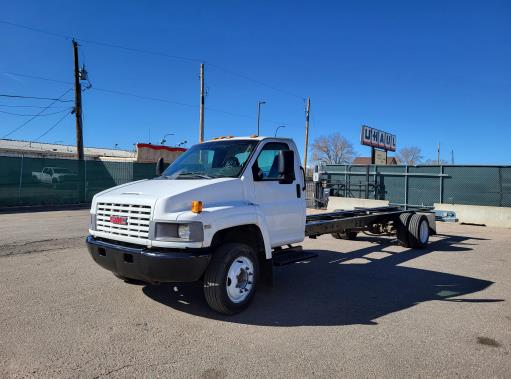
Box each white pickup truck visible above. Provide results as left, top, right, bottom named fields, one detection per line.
left=32, top=166, right=77, bottom=187
left=87, top=136, right=435, bottom=314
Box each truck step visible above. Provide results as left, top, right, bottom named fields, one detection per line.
left=273, top=247, right=318, bottom=266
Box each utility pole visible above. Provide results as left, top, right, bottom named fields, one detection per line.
left=72, top=39, right=84, bottom=161
left=199, top=63, right=205, bottom=143
left=303, top=97, right=311, bottom=169
left=451, top=149, right=454, bottom=165
left=256, top=100, right=266, bottom=136
left=437, top=142, right=440, bottom=165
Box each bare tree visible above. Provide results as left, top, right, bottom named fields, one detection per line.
left=311, top=133, right=355, bottom=165
left=396, top=146, right=423, bottom=165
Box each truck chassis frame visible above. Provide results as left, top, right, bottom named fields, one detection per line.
left=304, top=206, right=435, bottom=238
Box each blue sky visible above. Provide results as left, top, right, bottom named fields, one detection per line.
left=0, top=0, right=510, bottom=163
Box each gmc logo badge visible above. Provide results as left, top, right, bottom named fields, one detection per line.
left=110, top=215, right=128, bottom=225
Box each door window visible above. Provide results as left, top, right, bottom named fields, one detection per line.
left=255, top=142, right=290, bottom=180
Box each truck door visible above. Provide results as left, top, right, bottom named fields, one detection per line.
left=42, top=168, right=51, bottom=184
left=252, top=141, right=305, bottom=246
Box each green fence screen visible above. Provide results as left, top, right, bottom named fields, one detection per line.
left=0, top=156, right=163, bottom=207
left=2, top=156, right=510, bottom=209
left=321, top=164, right=511, bottom=208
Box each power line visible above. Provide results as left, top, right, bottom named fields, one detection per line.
left=0, top=93, right=74, bottom=102
left=28, top=112, right=71, bottom=144
left=0, top=20, right=202, bottom=63
left=0, top=19, right=305, bottom=100
left=207, top=63, right=305, bottom=100
left=0, top=104, right=70, bottom=109
left=3, top=71, right=287, bottom=124
left=0, top=20, right=72, bottom=40
left=2, top=88, right=73, bottom=138
left=91, top=86, right=198, bottom=109
left=0, top=108, right=73, bottom=117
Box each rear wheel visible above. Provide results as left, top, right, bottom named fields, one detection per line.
left=203, top=243, right=259, bottom=315
left=407, top=214, right=430, bottom=249
left=396, top=212, right=413, bottom=247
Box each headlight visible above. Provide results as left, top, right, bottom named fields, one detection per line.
left=178, top=224, right=190, bottom=239
left=153, top=222, right=203, bottom=242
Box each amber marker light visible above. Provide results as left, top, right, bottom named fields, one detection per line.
left=192, top=201, right=203, bottom=213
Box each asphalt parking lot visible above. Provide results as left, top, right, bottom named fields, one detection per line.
left=0, top=209, right=510, bottom=378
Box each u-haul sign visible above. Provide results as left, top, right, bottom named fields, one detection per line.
left=360, top=125, right=396, bottom=152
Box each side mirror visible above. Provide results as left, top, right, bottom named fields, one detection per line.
left=156, top=157, right=165, bottom=176
left=278, top=150, right=295, bottom=184
left=252, top=162, right=264, bottom=181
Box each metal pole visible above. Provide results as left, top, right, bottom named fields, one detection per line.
left=199, top=63, right=205, bottom=143
left=344, top=165, right=347, bottom=197
left=84, top=158, right=87, bottom=203
left=274, top=125, right=285, bottom=137
left=256, top=100, right=266, bottom=136
left=404, top=165, right=409, bottom=210
left=499, top=167, right=503, bottom=207
left=73, top=39, right=84, bottom=161
left=303, top=97, right=310, bottom=169
left=439, top=165, right=444, bottom=204
left=18, top=154, right=24, bottom=204
left=257, top=102, right=260, bottom=136
left=365, top=165, right=369, bottom=199
left=374, top=166, right=377, bottom=199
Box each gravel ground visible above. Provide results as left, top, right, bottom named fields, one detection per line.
left=0, top=209, right=510, bottom=378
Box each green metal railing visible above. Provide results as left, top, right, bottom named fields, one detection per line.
left=321, top=165, right=511, bottom=208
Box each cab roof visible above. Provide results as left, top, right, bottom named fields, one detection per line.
left=205, top=135, right=292, bottom=143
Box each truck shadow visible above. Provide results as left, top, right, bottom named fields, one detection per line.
left=142, top=234, right=501, bottom=326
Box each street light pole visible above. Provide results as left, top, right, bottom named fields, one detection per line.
left=256, top=100, right=266, bottom=136
left=160, top=133, right=175, bottom=145
left=274, top=125, right=286, bottom=137
left=303, top=97, right=311, bottom=169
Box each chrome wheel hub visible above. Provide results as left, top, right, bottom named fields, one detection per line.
left=419, top=220, right=429, bottom=243
left=226, top=256, right=254, bottom=303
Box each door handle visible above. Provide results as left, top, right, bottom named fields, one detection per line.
left=296, top=184, right=301, bottom=198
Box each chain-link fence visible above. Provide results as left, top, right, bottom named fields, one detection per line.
left=320, top=165, right=511, bottom=208
left=0, top=155, right=160, bottom=207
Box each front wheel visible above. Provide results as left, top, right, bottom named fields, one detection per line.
left=203, top=243, right=259, bottom=315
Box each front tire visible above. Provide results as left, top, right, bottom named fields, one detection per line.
left=203, top=243, right=259, bottom=315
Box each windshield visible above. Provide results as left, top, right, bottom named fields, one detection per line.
left=162, top=140, right=258, bottom=179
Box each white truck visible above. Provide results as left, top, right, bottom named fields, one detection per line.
left=86, top=136, right=435, bottom=314
left=32, top=166, right=77, bottom=188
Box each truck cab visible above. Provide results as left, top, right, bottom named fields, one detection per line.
left=87, top=136, right=306, bottom=314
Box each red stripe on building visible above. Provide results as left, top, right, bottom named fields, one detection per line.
left=136, top=143, right=187, bottom=152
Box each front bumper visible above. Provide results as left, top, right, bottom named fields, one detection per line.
left=86, top=235, right=212, bottom=283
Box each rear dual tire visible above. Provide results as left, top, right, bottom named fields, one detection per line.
left=396, top=212, right=430, bottom=249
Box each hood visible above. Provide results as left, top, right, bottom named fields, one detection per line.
left=93, top=177, right=246, bottom=213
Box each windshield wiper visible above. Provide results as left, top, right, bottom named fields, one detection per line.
left=176, top=172, right=214, bottom=179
